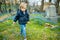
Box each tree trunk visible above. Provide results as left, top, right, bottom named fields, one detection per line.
left=3, top=0, right=7, bottom=13
left=20, top=0, right=21, bottom=3
left=0, top=2, right=2, bottom=12
left=55, top=0, right=59, bottom=13
left=49, top=0, right=51, bottom=2
left=4, top=0, right=6, bottom=11
left=40, top=0, right=44, bottom=12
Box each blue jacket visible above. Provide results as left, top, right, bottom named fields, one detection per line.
left=14, top=9, right=29, bottom=24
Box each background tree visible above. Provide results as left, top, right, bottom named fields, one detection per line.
left=40, top=0, right=44, bottom=12
left=49, top=0, right=51, bottom=3
left=0, top=2, right=2, bottom=12
left=4, top=0, right=7, bottom=12
left=55, top=0, right=60, bottom=14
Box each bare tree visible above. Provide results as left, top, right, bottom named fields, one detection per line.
left=55, top=0, right=60, bottom=13
left=40, top=0, right=44, bottom=12
left=0, top=2, right=2, bottom=12
left=2, top=0, right=7, bottom=13
left=49, top=0, right=51, bottom=2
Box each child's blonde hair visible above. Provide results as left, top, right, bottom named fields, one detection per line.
left=19, top=2, right=27, bottom=9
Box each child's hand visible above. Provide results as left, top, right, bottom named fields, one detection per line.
left=13, top=22, right=16, bottom=24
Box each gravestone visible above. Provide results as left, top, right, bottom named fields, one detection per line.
left=45, top=5, right=57, bottom=23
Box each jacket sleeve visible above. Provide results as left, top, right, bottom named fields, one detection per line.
left=14, top=10, right=19, bottom=22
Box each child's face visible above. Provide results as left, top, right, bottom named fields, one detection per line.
left=21, top=7, right=26, bottom=12
left=21, top=9, right=26, bottom=12
left=20, top=3, right=27, bottom=12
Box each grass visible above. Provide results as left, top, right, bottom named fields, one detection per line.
left=0, top=19, right=60, bottom=40
left=0, top=14, right=60, bottom=40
